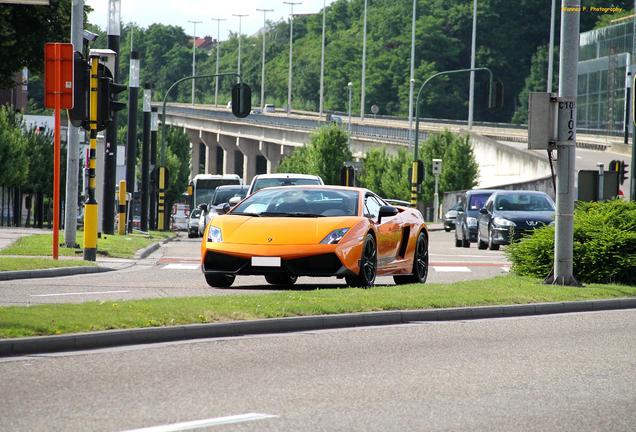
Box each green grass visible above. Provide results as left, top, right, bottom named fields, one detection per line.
left=0, top=230, right=173, bottom=259
left=0, top=257, right=96, bottom=272
left=1, top=274, right=635, bottom=338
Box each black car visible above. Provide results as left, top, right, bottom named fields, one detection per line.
left=477, top=190, right=555, bottom=250
left=454, top=189, right=498, bottom=248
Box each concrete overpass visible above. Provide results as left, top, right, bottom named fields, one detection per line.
left=160, top=103, right=629, bottom=188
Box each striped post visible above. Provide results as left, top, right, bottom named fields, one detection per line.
left=410, top=160, right=418, bottom=206
left=158, top=166, right=166, bottom=231
left=118, top=180, right=126, bottom=235
left=83, top=55, right=99, bottom=261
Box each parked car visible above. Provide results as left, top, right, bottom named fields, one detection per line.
left=170, top=203, right=190, bottom=231
left=247, top=173, right=324, bottom=196
left=263, top=104, right=275, bottom=113
left=188, top=208, right=202, bottom=238
left=477, top=190, right=555, bottom=250
left=443, top=203, right=462, bottom=232
left=454, top=189, right=498, bottom=247
left=200, top=185, right=249, bottom=235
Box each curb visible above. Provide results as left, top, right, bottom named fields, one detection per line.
left=2, top=297, right=635, bottom=357
left=0, top=265, right=113, bottom=281
left=134, top=234, right=179, bottom=260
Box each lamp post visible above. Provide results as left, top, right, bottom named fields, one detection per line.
left=547, top=0, right=556, bottom=92
left=347, top=81, right=353, bottom=146
left=256, top=8, right=273, bottom=109
left=360, top=0, right=368, bottom=120
left=319, top=0, right=326, bottom=117
left=211, top=18, right=226, bottom=107
left=188, top=20, right=202, bottom=105
left=467, top=0, right=477, bottom=129
left=233, top=14, right=248, bottom=83
left=284, top=1, right=301, bottom=115
left=407, top=0, right=416, bottom=149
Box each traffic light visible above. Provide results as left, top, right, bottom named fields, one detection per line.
left=231, top=83, right=252, bottom=118
left=407, top=160, right=424, bottom=185
left=619, top=160, right=629, bottom=185
left=96, top=67, right=126, bottom=131
left=608, top=160, right=620, bottom=173
left=340, top=164, right=356, bottom=186
left=68, top=51, right=89, bottom=128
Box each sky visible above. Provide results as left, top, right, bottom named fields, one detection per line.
left=85, top=0, right=336, bottom=40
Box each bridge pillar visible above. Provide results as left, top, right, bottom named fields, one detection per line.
left=237, top=138, right=259, bottom=184
left=217, top=134, right=239, bottom=177
left=185, top=129, right=202, bottom=181
left=200, top=131, right=219, bottom=175
left=258, top=141, right=282, bottom=173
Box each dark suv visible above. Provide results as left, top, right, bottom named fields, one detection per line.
left=454, top=189, right=498, bottom=248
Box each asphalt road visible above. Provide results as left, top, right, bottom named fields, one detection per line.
left=0, top=230, right=509, bottom=306
left=1, top=309, right=634, bottom=431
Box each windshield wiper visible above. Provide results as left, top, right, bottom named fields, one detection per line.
left=230, top=212, right=261, bottom=217
left=260, top=212, right=325, bottom=217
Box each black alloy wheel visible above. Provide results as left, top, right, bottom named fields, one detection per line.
left=265, top=273, right=298, bottom=286
left=204, top=273, right=236, bottom=288
left=346, top=234, right=377, bottom=288
left=488, top=227, right=500, bottom=251
left=394, top=231, right=428, bottom=285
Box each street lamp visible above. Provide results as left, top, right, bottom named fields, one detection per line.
left=347, top=81, right=353, bottom=146
left=407, top=0, right=416, bottom=149
left=211, top=18, right=226, bottom=107
left=188, top=20, right=202, bottom=105
left=547, top=0, right=556, bottom=92
left=283, top=1, right=301, bottom=115
left=360, top=0, right=368, bottom=120
left=319, top=0, right=326, bottom=117
left=256, top=8, right=274, bottom=109
left=233, top=14, right=248, bottom=83
left=467, top=0, right=477, bottom=129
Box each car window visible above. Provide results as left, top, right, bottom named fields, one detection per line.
left=468, top=193, right=491, bottom=210
left=252, top=178, right=322, bottom=193
left=495, top=193, right=554, bottom=211
left=364, top=195, right=382, bottom=219
left=233, top=187, right=358, bottom=216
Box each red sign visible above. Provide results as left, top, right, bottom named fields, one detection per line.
left=44, top=43, right=73, bottom=109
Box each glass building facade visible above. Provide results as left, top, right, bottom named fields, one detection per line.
left=578, top=19, right=633, bottom=131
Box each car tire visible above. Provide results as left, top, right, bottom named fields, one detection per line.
left=394, top=231, right=428, bottom=285
left=455, top=236, right=462, bottom=248
left=444, top=226, right=451, bottom=232
left=477, top=228, right=488, bottom=250
left=204, top=273, right=235, bottom=288
left=265, top=273, right=298, bottom=286
left=345, top=234, right=377, bottom=288
left=488, top=228, right=500, bottom=251
left=462, top=229, right=470, bottom=248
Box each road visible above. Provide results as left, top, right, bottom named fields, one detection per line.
left=1, top=309, right=634, bottom=431
left=0, top=230, right=509, bottom=305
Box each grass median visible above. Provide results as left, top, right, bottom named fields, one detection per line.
left=0, top=230, right=174, bottom=259
left=0, top=257, right=96, bottom=272
left=1, top=274, right=635, bottom=338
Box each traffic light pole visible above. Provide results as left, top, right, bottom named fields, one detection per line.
left=141, top=84, right=151, bottom=231
left=149, top=107, right=158, bottom=230
left=126, top=51, right=140, bottom=233
left=83, top=55, right=100, bottom=261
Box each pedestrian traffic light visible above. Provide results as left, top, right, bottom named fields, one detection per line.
left=231, top=83, right=251, bottom=118
left=68, top=51, right=90, bottom=128
left=340, top=164, right=356, bottom=186
left=619, top=160, right=629, bottom=185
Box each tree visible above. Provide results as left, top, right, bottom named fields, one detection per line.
left=0, top=106, right=28, bottom=186
left=358, top=147, right=389, bottom=195
left=277, top=146, right=310, bottom=174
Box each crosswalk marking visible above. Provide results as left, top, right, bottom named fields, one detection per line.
left=432, top=266, right=471, bottom=273
left=162, top=263, right=200, bottom=270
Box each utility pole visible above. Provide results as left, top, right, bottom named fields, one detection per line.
left=347, top=81, right=353, bottom=147
left=149, top=107, right=158, bottom=230
left=256, top=8, right=273, bottom=109
left=188, top=20, right=202, bottom=105
left=103, top=0, right=121, bottom=235
left=283, top=2, right=301, bottom=114
left=360, top=0, right=368, bottom=120
left=211, top=18, right=226, bottom=107
left=547, top=0, right=556, bottom=92
left=63, top=0, right=83, bottom=247
left=233, top=14, right=248, bottom=83
left=547, top=0, right=580, bottom=286
left=126, top=51, right=140, bottom=233
left=141, top=84, right=151, bottom=231
left=319, top=0, right=326, bottom=117
left=467, top=0, right=477, bottom=129
left=407, top=0, right=416, bottom=149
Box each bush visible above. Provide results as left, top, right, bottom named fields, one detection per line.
left=506, top=200, right=636, bottom=285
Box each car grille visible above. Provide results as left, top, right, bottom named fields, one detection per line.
left=203, top=251, right=344, bottom=276
left=204, top=252, right=248, bottom=273
left=285, top=253, right=344, bottom=276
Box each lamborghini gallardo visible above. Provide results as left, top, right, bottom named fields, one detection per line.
left=200, top=186, right=428, bottom=288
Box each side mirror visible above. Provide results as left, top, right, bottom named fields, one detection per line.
left=198, top=203, right=208, bottom=213
left=216, top=203, right=231, bottom=215
left=479, top=208, right=488, bottom=214
left=378, top=205, right=399, bottom=224
left=228, top=196, right=241, bottom=206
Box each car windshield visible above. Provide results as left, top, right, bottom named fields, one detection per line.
left=231, top=187, right=359, bottom=217
left=468, top=193, right=491, bottom=210
left=494, top=193, right=554, bottom=211
left=252, top=177, right=321, bottom=193
left=212, top=188, right=246, bottom=205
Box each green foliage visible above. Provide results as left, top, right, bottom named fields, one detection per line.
left=277, top=125, right=352, bottom=185
left=164, top=127, right=190, bottom=205
left=419, top=130, right=479, bottom=203
left=0, top=106, right=28, bottom=186
left=24, top=127, right=56, bottom=194
left=358, top=147, right=413, bottom=200
left=507, top=200, right=636, bottom=285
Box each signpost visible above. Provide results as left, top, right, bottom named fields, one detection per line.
left=44, top=43, right=74, bottom=260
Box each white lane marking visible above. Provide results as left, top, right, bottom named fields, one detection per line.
left=120, top=413, right=278, bottom=432
left=163, top=263, right=200, bottom=270
left=30, top=290, right=130, bottom=297
left=430, top=253, right=505, bottom=259
left=433, top=266, right=471, bottom=273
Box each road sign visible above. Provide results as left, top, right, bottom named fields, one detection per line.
left=44, top=43, right=73, bottom=109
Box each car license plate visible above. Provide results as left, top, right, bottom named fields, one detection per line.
left=251, top=257, right=281, bottom=267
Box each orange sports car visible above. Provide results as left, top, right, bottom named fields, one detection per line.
left=200, top=185, right=429, bottom=288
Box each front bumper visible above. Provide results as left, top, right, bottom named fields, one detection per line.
left=490, top=226, right=533, bottom=245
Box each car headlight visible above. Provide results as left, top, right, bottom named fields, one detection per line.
left=320, top=228, right=350, bottom=244
left=207, top=226, right=223, bottom=242
left=493, top=217, right=516, bottom=227
left=467, top=216, right=478, bottom=227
